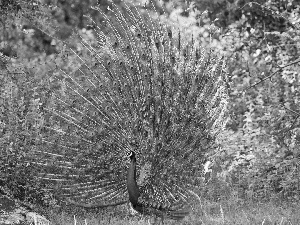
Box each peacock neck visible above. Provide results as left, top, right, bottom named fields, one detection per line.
left=127, top=153, right=140, bottom=207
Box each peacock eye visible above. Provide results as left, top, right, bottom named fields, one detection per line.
left=136, top=32, right=141, bottom=38
left=125, top=44, right=131, bottom=51
left=112, top=40, right=118, bottom=48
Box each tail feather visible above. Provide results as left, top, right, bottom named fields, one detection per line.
left=18, top=0, right=229, bottom=214
left=133, top=198, right=191, bottom=220
left=166, top=206, right=190, bottom=220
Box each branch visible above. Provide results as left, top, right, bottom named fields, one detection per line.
left=246, top=58, right=300, bottom=90
left=281, top=104, right=300, bottom=117
left=273, top=104, right=300, bottom=137
left=239, top=2, right=299, bottom=30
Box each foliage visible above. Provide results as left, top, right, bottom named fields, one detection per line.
left=199, top=0, right=300, bottom=201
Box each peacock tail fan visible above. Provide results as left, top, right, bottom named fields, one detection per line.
left=20, top=1, right=229, bottom=208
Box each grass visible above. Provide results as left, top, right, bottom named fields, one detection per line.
left=41, top=199, right=300, bottom=225
left=1, top=188, right=300, bottom=225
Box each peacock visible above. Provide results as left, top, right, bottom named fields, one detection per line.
left=24, top=0, right=229, bottom=222
left=126, top=150, right=191, bottom=222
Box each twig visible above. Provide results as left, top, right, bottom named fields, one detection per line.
left=246, top=58, right=300, bottom=90
left=281, top=104, right=300, bottom=117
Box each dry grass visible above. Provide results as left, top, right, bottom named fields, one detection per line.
left=2, top=197, right=299, bottom=224
left=43, top=199, right=300, bottom=225
left=2, top=187, right=299, bottom=225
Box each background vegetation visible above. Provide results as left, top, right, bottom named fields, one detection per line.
left=1, top=0, right=300, bottom=224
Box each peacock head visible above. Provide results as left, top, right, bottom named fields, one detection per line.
left=126, top=151, right=136, bottom=160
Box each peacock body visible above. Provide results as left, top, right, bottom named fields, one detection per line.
left=26, top=1, right=228, bottom=221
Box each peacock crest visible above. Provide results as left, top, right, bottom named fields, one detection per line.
left=18, top=0, right=230, bottom=220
